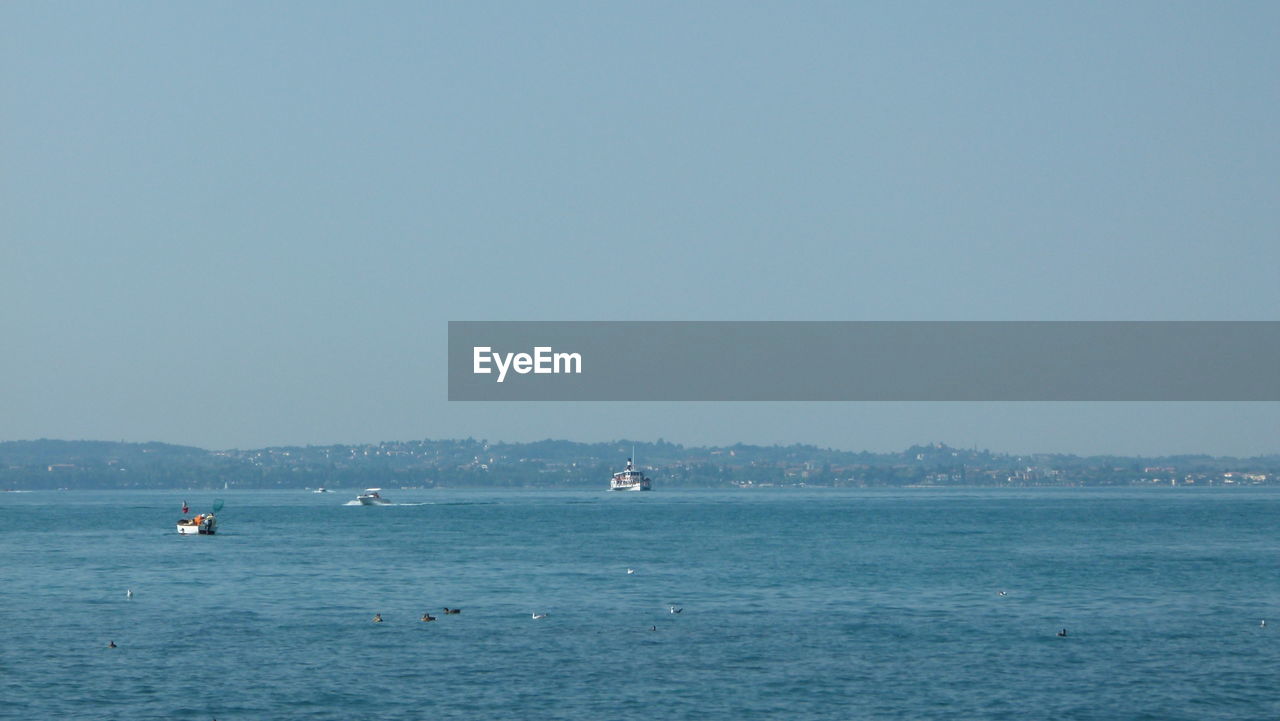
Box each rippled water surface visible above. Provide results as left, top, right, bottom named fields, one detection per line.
left=1, top=488, right=1277, bottom=720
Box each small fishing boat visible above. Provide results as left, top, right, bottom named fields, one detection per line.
left=313, top=487, right=332, bottom=493
left=356, top=488, right=392, bottom=505
left=177, top=513, right=217, bottom=535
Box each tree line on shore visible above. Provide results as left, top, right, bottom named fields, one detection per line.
left=1, top=438, right=1276, bottom=490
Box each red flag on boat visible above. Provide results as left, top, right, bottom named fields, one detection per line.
left=182, top=500, right=189, bottom=514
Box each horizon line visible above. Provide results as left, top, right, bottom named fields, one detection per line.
left=3, top=437, right=1277, bottom=460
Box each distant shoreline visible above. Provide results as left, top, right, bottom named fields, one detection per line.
left=2, top=439, right=1276, bottom=491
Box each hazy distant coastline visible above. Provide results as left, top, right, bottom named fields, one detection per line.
left=2, top=439, right=1277, bottom=491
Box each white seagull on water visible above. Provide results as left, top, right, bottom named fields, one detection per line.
left=532, top=612, right=549, bottom=620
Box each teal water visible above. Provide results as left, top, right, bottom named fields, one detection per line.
left=1, top=488, right=1277, bottom=720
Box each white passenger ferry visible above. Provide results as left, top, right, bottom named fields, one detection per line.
left=610, top=455, right=651, bottom=492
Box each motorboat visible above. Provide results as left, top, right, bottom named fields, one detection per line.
left=177, top=513, right=217, bottom=535
left=313, top=487, right=332, bottom=493
left=356, top=488, right=392, bottom=505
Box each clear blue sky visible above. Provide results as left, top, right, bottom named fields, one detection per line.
left=2, top=2, right=1277, bottom=455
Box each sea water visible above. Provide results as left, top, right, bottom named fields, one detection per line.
left=1, top=488, right=1277, bottom=721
